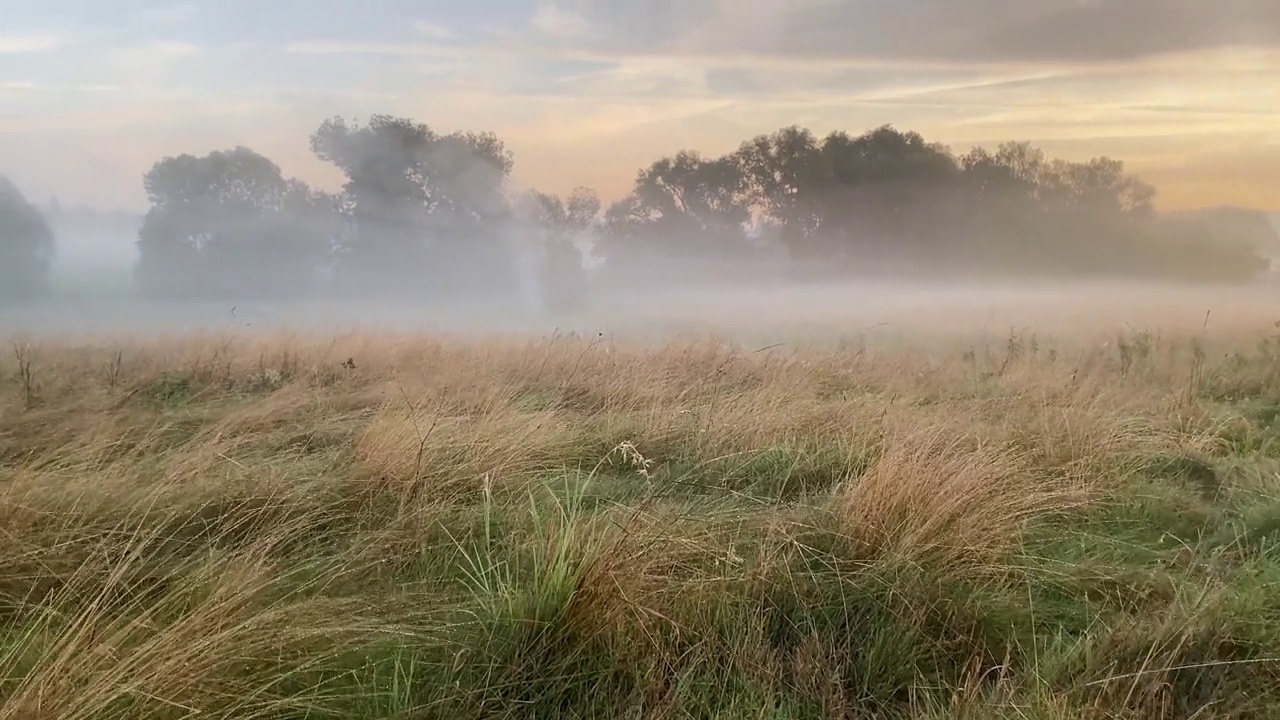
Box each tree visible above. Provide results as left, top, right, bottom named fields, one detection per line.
left=565, top=186, right=603, bottom=232
left=0, top=176, right=55, bottom=304
left=950, top=143, right=1167, bottom=274
left=519, top=187, right=600, bottom=315
left=521, top=186, right=600, bottom=234
left=135, top=147, right=337, bottom=300
left=812, top=126, right=960, bottom=269
left=1130, top=216, right=1268, bottom=283
left=733, top=126, right=827, bottom=256
left=733, top=125, right=962, bottom=270
left=1048, top=156, right=1155, bottom=217
left=598, top=151, right=753, bottom=281
left=123, top=116, right=1264, bottom=301
left=310, top=114, right=517, bottom=299
left=1189, top=207, right=1280, bottom=257
left=954, top=142, right=1054, bottom=267
left=523, top=186, right=601, bottom=235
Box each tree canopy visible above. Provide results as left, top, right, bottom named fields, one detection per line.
left=121, top=114, right=1271, bottom=307
left=307, top=114, right=518, bottom=299
left=135, top=147, right=339, bottom=300
left=0, top=176, right=56, bottom=304
left=517, top=187, right=600, bottom=315
left=595, top=124, right=1263, bottom=285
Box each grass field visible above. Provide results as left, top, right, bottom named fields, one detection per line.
left=3, top=322, right=1280, bottom=719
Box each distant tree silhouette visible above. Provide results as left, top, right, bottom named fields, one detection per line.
left=597, top=150, right=754, bottom=284
left=135, top=147, right=338, bottom=300
left=591, top=123, right=1264, bottom=284
left=128, top=116, right=1269, bottom=300
left=309, top=114, right=516, bottom=300
left=520, top=187, right=599, bottom=314
left=0, top=176, right=55, bottom=304
left=1186, top=207, right=1280, bottom=256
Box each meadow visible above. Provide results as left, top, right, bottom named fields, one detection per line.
left=4, top=290, right=1280, bottom=719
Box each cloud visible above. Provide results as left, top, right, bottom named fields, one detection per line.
left=532, top=4, right=592, bottom=39
left=146, top=40, right=201, bottom=57
left=81, top=41, right=206, bottom=90
left=284, top=39, right=460, bottom=57
left=412, top=21, right=455, bottom=40
left=0, top=33, right=70, bottom=53
left=134, top=4, right=199, bottom=28
left=549, top=0, right=1280, bottom=65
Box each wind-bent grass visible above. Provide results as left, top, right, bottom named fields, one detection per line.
left=2, top=326, right=1280, bottom=718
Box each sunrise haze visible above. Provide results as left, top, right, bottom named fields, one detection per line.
left=2, top=0, right=1278, bottom=213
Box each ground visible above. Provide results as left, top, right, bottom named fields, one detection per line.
left=3, top=308, right=1280, bottom=719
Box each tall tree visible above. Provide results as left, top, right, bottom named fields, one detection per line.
left=1047, top=156, right=1155, bottom=217
left=599, top=150, right=752, bottom=272
left=813, top=125, right=960, bottom=266
left=135, top=147, right=336, bottom=300
left=309, top=114, right=516, bottom=298
left=735, top=125, right=960, bottom=266
left=733, top=126, right=827, bottom=255
left=519, top=186, right=600, bottom=314
left=954, top=143, right=1162, bottom=273
left=954, top=142, right=1052, bottom=266
left=522, top=186, right=601, bottom=234
left=0, top=176, right=55, bottom=304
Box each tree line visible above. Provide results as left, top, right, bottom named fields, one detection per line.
left=0, top=116, right=1273, bottom=309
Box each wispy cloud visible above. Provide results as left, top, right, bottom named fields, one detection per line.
left=545, top=0, right=1280, bottom=65
left=531, top=4, right=592, bottom=39
left=134, top=3, right=199, bottom=28
left=412, top=21, right=455, bottom=40
left=0, top=33, right=70, bottom=53
left=284, top=40, right=460, bottom=57
left=146, top=40, right=201, bottom=57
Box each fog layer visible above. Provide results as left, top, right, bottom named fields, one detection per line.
left=3, top=116, right=1280, bottom=343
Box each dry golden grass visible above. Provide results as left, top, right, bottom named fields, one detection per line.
left=1, top=323, right=1279, bottom=718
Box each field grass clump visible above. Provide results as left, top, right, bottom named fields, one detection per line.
left=2, top=327, right=1280, bottom=718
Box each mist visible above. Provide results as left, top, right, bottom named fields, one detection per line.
left=3, top=116, right=1280, bottom=345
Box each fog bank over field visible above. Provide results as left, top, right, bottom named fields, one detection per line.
left=4, top=279, right=1279, bottom=347
left=4, top=118, right=1280, bottom=343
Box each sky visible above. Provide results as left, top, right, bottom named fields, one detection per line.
left=1, top=0, right=1278, bottom=214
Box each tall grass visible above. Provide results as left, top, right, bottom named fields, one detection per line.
left=2, top=326, right=1280, bottom=718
